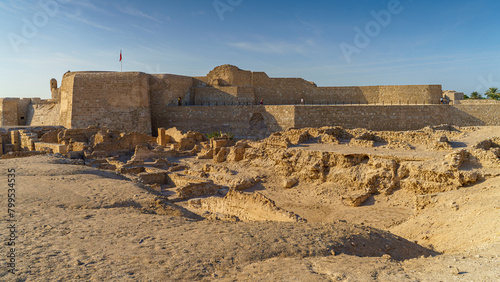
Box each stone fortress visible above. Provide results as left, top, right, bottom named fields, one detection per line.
left=0, top=64, right=499, bottom=138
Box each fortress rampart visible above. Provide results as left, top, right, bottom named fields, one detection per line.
left=2, top=64, right=497, bottom=137
left=161, top=104, right=500, bottom=138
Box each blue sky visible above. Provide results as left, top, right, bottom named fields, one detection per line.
left=1, top=0, right=499, bottom=98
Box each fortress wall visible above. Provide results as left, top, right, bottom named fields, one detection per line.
left=294, top=105, right=454, bottom=131
left=59, top=73, right=75, bottom=128
left=207, top=65, right=252, bottom=86
left=0, top=98, right=19, bottom=126
left=457, top=99, right=500, bottom=105
left=67, top=72, right=152, bottom=134
left=26, top=100, right=61, bottom=126
left=252, top=76, right=316, bottom=105
left=313, top=87, right=375, bottom=104
left=17, top=99, right=31, bottom=125
left=377, top=85, right=443, bottom=104
left=160, top=104, right=499, bottom=137
left=149, top=74, right=194, bottom=133
left=149, top=74, right=194, bottom=106
left=248, top=71, right=440, bottom=105
left=253, top=84, right=443, bottom=106
left=192, top=86, right=255, bottom=105
left=293, top=104, right=500, bottom=131
left=452, top=105, right=500, bottom=126
left=157, top=105, right=295, bottom=138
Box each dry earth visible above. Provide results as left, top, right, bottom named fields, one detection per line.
left=0, top=126, right=499, bottom=281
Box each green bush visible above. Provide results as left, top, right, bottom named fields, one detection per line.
left=206, top=131, right=222, bottom=139
left=206, top=131, right=234, bottom=140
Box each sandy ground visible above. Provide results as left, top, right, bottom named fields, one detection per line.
left=0, top=127, right=499, bottom=281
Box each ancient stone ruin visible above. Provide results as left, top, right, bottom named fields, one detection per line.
left=3, top=64, right=498, bottom=140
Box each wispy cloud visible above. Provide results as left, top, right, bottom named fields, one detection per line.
left=229, top=39, right=315, bottom=55
left=119, top=5, right=163, bottom=23
left=0, top=2, right=17, bottom=14
left=73, top=0, right=99, bottom=11
left=0, top=0, right=35, bottom=14
left=65, top=13, right=114, bottom=32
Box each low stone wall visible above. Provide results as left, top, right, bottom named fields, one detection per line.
left=34, top=142, right=68, bottom=154
left=161, top=104, right=500, bottom=136
left=157, top=105, right=296, bottom=138
left=295, top=105, right=500, bottom=130
left=452, top=104, right=500, bottom=126
left=457, top=99, right=500, bottom=105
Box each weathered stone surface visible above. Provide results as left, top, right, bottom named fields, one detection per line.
left=138, top=170, right=168, bottom=185
left=197, top=148, right=214, bottom=159
left=214, top=147, right=230, bottom=163
left=35, top=142, right=68, bottom=154
left=341, top=191, right=372, bottom=207
left=230, top=177, right=259, bottom=191
left=283, top=178, right=298, bottom=189
left=226, top=146, right=245, bottom=162
left=196, top=190, right=305, bottom=222
left=165, top=127, right=184, bottom=143
left=131, top=145, right=177, bottom=162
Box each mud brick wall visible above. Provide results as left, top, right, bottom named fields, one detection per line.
left=60, top=72, right=152, bottom=134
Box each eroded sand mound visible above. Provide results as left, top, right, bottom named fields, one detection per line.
left=0, top=156, right=434, bottom=281
left=189, top=190, right=305, bottom=222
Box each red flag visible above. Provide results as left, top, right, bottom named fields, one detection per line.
left=119, top=50, right=122, bottom=62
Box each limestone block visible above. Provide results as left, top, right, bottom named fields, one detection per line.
left=157, top=128, right=171, bottom=147
left=176, top=182, right=222, bottom=200
left=94, top=163, right=117, bottom=171
left=198, top=190, right=305, bottom=222
left=166, top=127, right=184, bottom=142
left=283, top=178, right=298, bottom=189
left=197, top=148, right=214, bottom=159
left=341, top=191, right=372, bottom=207
left=264, top=136, right=291, bottom=148
left=230, top=177, right=259, bottom=191
left=213, top=147, right=229, bottom=163
left=10, top=131, right=20, bottom=151
left=226, top=146, right=245, bottom=162
left=138, top=171, right=168, bottom=185
left=178, top=137, right=195, bottom=150
left=71, top=142, right=86, bottom=152
left=34, top=142, right=68, bottom=154
left=212, top=139, right=229, bottom=149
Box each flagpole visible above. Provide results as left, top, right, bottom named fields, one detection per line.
left=120, top=49, right=122, bottom=72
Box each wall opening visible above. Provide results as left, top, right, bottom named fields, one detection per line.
left=249, top=112, right=267, bottom=132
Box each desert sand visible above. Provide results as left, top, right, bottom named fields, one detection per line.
left=1, top=126, right=499, bottom=281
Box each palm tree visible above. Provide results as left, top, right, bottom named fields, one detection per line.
left=485, top=87, right=500, bottom=100
left=470, top=91, right=481, bottom=99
